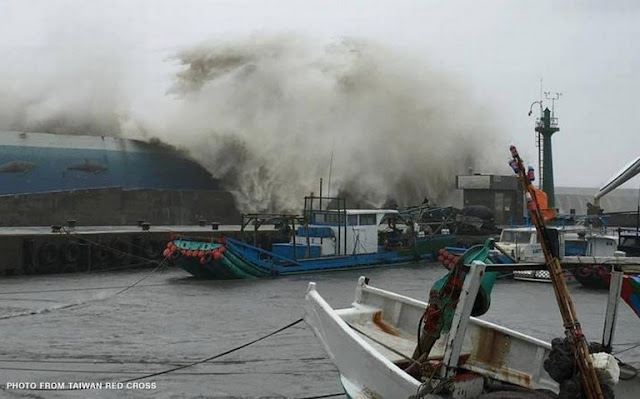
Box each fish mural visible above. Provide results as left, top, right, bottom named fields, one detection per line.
left=0, top=160, right=36, bottom=173
left=65, top=160, right=108, bottom=174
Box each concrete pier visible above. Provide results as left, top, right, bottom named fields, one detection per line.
left=0, top=224, right=282, bottom=275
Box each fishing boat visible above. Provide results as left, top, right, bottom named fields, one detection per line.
left=305, top=269, right=640, bottom=398
left=164, top=196, right=457, bottom=279
left=495, top=226, right=590, bottom=261
left=569, top=228, right=640, bottom=291
left=486, top=226, right=640, bottom=286
left=618, top=227, right=640, bottom=257
left=304, top=145, right=640, bottom=398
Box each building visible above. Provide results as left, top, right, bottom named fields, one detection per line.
left=456, top=174, right=524, bottom=226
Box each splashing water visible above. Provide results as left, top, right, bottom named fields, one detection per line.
left=1, top=34, right=506, bottom=213
left=155, top=35, right=505, bottom=212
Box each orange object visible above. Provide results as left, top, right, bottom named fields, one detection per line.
left=530, top=187, right=557, bottom=221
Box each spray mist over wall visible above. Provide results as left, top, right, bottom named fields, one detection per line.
left=0, top=34, right=506, bottom=213
left=153, top=35, right=504, bottom=212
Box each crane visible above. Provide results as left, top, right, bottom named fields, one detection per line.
left=591, top=155, right=640, bottom=211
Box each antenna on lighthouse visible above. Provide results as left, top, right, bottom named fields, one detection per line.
left=544, top=91, right=562, bottom=118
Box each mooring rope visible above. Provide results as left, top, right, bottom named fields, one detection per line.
left=0, top=246, right=170, bottom=321
left=0, top=283, right=172, bottom=296
left=121, top=318, right=304, bottom=383
left=63, top=229, right=166, bottom=268
left=0, top=318, right=307, bottom=392
left=297, top=393, right=346, bottom=399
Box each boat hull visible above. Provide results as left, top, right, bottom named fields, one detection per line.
left=168, top=235, right=457, bottom=279
left=305, top=277, right=640, bottom=399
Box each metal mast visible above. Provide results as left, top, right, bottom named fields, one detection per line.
left=533, top=92, right=561, bottom=207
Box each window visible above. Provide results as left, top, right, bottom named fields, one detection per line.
left=313, top=211, right=345, bottom=225
left=359, top=214, right=376, bottom=225
left=501, top=231, right=532, bottom=244
left=322, top=212, right=345, bottom=225
left=347, top=215, right=358, bottom=226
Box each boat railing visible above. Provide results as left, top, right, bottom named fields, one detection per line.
left=239, top=212, right=304, bottom=247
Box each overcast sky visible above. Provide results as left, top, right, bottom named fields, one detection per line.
left=1, top=0, right=639, bottom=190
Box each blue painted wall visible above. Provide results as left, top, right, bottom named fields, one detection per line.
left=0, top=133, right=219, bottom=195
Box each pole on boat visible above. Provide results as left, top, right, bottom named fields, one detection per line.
left=636, top=183, right=639, bottom=234
left=319, top=179, right=323, bottom=211
left=292, top=215, right=297, bottom=262
left=343, top=198, right=347, bottom=256
left=439, top=261, right=486, bottom=378
left=602, top=269, right=624, bottom=351
left=510, top=144, right=603, bottom=399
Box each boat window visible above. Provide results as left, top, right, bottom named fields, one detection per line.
left=325, top=212, right=344, bottom=224
left=359, top=214, right=376, bottom=225
left=347, top=215, right=358, bottom=226
left=501, top=231, right=532, bottom=244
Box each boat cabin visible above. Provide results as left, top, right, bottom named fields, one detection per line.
left=288, top=209, right=400, bottom=257
left=497, top=226, right=567, bottom=261
left=497, top=225, right=624, bottom=261
left=618, top=228, right=640, bottom=256
left=585, top=234, right=620, bottom=256
left=269, top=195, right=424, bottom=259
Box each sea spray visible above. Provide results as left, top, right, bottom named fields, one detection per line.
left=155, top=35, right=505, bottom=212
left=0, top=33, right=506, bottom=213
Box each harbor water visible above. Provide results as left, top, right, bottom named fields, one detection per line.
left=1, top=263, right=639, bottom=398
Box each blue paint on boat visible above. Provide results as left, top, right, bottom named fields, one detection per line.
left=168, top=197, right=458, bottom=279
left=172, top=235, right=455, bottom=279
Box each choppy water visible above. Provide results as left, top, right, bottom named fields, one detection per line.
left=0, top=264, right=638, bottom=398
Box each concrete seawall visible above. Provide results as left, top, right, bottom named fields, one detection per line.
left=0, top=188, right=241, bottom=227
